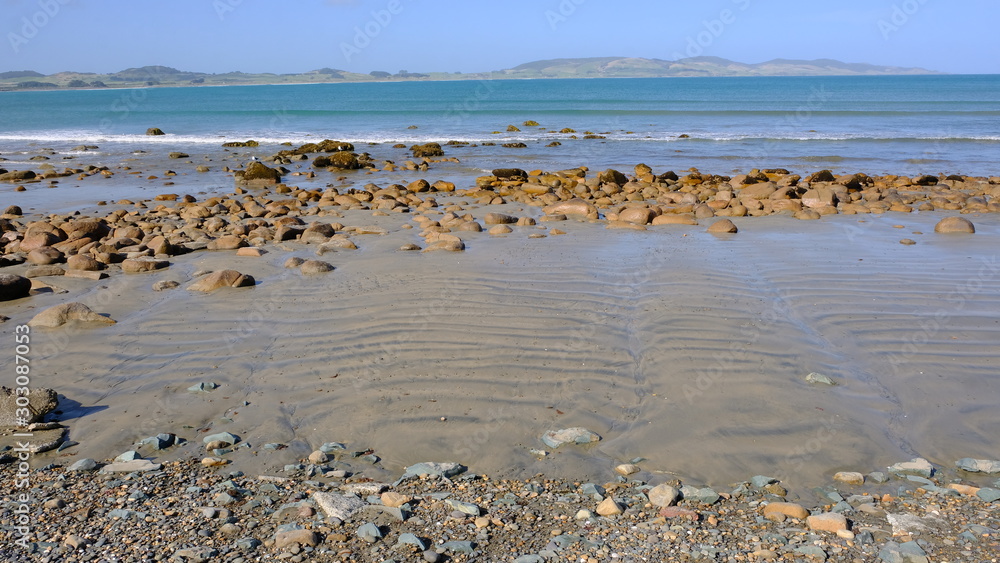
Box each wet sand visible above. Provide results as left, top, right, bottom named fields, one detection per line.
left=3, top=204, right=998, bottom=493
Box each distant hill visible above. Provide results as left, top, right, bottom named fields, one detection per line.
left=502, top=57, right=940, bottom=78
left=0, top=57, right=942, bottom=91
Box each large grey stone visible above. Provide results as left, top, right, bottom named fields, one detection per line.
left=0, top=386, right=57, bottom=426
left=312, top=492, right=366, bottom=521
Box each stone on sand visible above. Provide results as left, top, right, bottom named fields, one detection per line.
left=187, top=270, right=255, bottom=291
left=121, top=257, right=169, bottom=273
left=28, top=302, right=115, bottom=328
left=762, top=502, right=810, bottom=522
left=299, top=260, right=335, bottom=275
left=541, top=427, right=601, bottom=448
left=596, top=497, right=624, bottom=516
left=934, top=217, right=974, bottom=234
left=0, top=274, right=32, bottom=301
left=707, top=219, right=738, bottom=233
left=543, top=198, right=598, bottom=219
left=647, top=484, right=681, bottom=507
left=0, top=386, right=58, bottom=425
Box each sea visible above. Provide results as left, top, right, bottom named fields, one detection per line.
left=1, top=75, right=998, bottom=200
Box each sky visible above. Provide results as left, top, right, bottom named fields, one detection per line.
left=2, top=0, right=998, bottom=75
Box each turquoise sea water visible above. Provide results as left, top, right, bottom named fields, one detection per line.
left=1, top=75, right=998, bottom=177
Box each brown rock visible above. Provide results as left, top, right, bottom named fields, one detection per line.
left=66, top=254, right=102, bottom=271
left=833, top=471, right=865, bottom=485
left=934, top=217, right=975, bottom=234
left=300, top=260, right=335, bottom=275
left=543, top=198, right=598, bottom=219
left=206, top=235, right=248, bottom=250
left=618, top=207, right=655, bottom=225
left=596, top=497, right=624, bottom=516
left=658, top=506, right=700, bottom=521
left=381, top=492, right=412, bottom=508
left=484, top=212, right=518, bottom=225
left=707, top=219, right=738, bottom=234
left=27, top=246, right=64, bottom=265
left=187, top=270, right=255, bottom=292
left=652, top=214, right=698, bottom=226
left=121, top=258, right=169, bottom=273
left=422, top=240, right=465, bottom=252
left=489, top=225, right=513, bottom=235
left=274, top=529, right=319, bottom=549
left=762, top=502, right=810, bottom=522
left=806, top=512, right=849, bottom=533
left=28, top=302, right=116, bottom=328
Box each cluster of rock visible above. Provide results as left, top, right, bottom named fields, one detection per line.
left=465, top=166, right=1000, bottom=224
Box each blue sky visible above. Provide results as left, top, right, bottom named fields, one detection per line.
left=3, top=0, right=997, bottom=74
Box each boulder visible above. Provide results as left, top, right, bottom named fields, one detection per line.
left=410, top=143, right=444, bottom=158
left=492, top=168, right=528, bottom=180
left=0, top=274, right=31, bottom=301
left=0, top=170, right=37, bottom=182
left=206, top=235, right=248, bottom=250
left=0, top=386, right=57, bottom=426
left=28, top=302, right=116, bottom=328
left=235, top=161, right=281, bottom=187
left=187, top=270, right=255, bottom=292
left=707, top=219, right=738, bottom=234
left=543, top=198, right=598, bottom=219
left=598, top=169, right=628, bottom=186
left=934, top=217, right=974, bottom=234
left=66, top=254, right=103, bottom=271
left=145, top=128, right=165, bottom=136
left=300, top=260, right=335, bottom=275
left=618, top=207, right=655, bottom=225
left=27, top=246, right=64, bottom=265
left=652, top=214, right=698, bottom=226
left=122, top=258, right=169, bottom=273
left=327, top=151, right=360, bottom=169
left=484, top=212, right=517, bottom=225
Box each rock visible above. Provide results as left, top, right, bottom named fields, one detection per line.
left=187, top=270, right=255, bottom=291
left=381, top=492, right=412, bottom=508
left=28, top=302, right=115, bottom=328
left=596, top=497, right=623, bottom=516
left=27, top=246, right=64, bottom=265
left=707, top=219, right=738, bottom=234
left=153, top=280, right=180, bottom=291
left=313, top=492, right=366, bottom=521
left=888, top=458, right=935, bottom=478
left=67, top=458, right=98, bottom=472
left=422, top=240, right=465, bottom=252
left=618, top=207, right=655, bottom=225
left=99, top=460, right=162, bottom=473
left=658, top=506, right=700, bottom=521
left=489, top=224, right=513, bottom=235
left=206, top=235, right=247, bottom=250
left=356, top=522, right=383, bottom=543
left=805, top=372, right=836, bottom=386
left=934, top=217, right=974, bottom=234
left=956, top=458, right=1000, bottom=474
left=598, top=169, right=628, bottom=185
left=806, top=512, right=849, bottom=533
left=484, top=212, right=517, bottom=225
left=201, top=432, right=239, bottom=447
left=543, top=198, right=598, bottom=219
left=763, top=502, right=810, bottom=521
left=66, top=254, right=104, bottom=272
left=977, top=488, right=1000, bottom=503
left=647, top=484, right=680, bottom=507
left=833, top=471, right=865, bottom=485
left=541, top=427, right=601, bottom=448
left=0, top=274, right=32, bottom=301
left=652, top=214, right=698, bottom=226
left=145, top=128, right=165, bottom=136
left=402, top=462, right=467, bottom=479
left=172, top=547, right=218, bottom=563
left=300, top=260, right=335, bottom=275
left=168, top=152, right=189, bottom=159
left=308, top=450, right=329, bottom=464
left=234, top=161, right=281, bottom=186
left=274, top=528, right=319, bottom=549
left=122, top=257, right=169, bottom=273
left=878, top=541, right=929, bottom=563
left=0, top=170, right=37, bottom=182
left=445, top=498, right=481, bottom=516
left=24, top=265, right=66, bottom=278
left=615, top=463, right=640, bottom=476
left=411, top=143, right=444, bottom=158
left=0, top=386, right=58, bottom=425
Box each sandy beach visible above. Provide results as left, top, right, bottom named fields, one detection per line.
left=1, top=142, right=999, bottom=560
